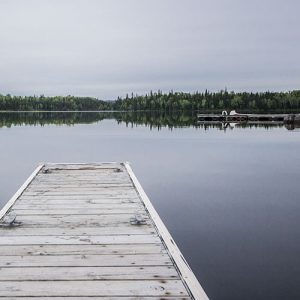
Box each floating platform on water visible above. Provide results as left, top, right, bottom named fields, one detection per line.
left=0, top=162, right=208, bottom=300
left=197, top=112, right=300, bottom=124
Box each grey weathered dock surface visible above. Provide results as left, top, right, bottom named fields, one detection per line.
left=0, top=162, right=208, bottom=300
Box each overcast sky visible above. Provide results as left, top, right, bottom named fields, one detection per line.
left=0, top=0, right=299, bottom=99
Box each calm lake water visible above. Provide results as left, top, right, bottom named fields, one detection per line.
left=0, top=112, right=299, bottom=300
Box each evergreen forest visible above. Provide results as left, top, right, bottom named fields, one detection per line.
left=0, top=90, right=299, bottom=112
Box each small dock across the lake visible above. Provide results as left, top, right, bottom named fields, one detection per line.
left=0, top=162, right=208, bottom=299
left=198, top=112, right=300, bottom=124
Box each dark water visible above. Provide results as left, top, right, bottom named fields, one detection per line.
left=0, top=112, right=299, bottom=300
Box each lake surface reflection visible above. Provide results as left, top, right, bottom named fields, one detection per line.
left=0, top=112, right=299, bottom=300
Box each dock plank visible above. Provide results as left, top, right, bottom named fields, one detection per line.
left=11, top=208, right=145, bottom=215
left=0, top=266, right=179, bottom=281
left=0, top=253, right=172, bottom=267
left=13, top=203, right=141, bottom=209
left=0, top=235, right=161, bottom=245
left=0, top=244, right=166, bottom=256
left=18, top=197, right=140, bottom=203
left=12, top=214, right=150, bottom=227
left=24, top=192, right=136, bottom=197
left=0, top=280, right=188, bottom=297
left=0, top=226, right=155, bottom=236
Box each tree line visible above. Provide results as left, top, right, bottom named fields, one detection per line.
left=0, top=95, right=110, bottom=111
left=113, top=90, right=300, bottom=112
left=0, top=90, right=300, bottom=112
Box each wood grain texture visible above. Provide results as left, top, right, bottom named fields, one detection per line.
left=0, top=244, right=166, bottom=256
left=0, top=280, right=188, bottom=297
left=13, top=202, right=141, bottom=209
left=0, top=266, right=179, bottom=281
left=11, top=208, right=145, bottom=215
left=0, top=254, right=172, bottom=267
left=12, top=214, right=150, bottom=227
left=0, top=225, right=155, bottom=236
left=0, top=235, right=161, bottom=245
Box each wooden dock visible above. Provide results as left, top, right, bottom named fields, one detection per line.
left=0, top=162, right=208, bottom=299
left=198, top=112, right=300, bottom=123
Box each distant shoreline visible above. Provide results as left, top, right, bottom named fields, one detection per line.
left=0, top=110, right=299, bottom=114
left=0, top=110, right=117, bottom=113
left=1, top=90, right=300, bottom=112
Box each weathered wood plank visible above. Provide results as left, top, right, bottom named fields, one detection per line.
left=41, top=168, right=125, bottom=172
left=0, top=280, right=188, bottom=297
left=37, top=170, right=128, bottom=174
left=18, top=196, right=140, bottom=202
left=40, top=164, right=124, bottom=168
left=43, top=164, right=124, bottom=169
left=0, top=234, right=160, bottom=245
left=37, top=174, right=129, bottom=179
left=33, top=175, right=131, bottom=180
left=22, top=191, right=137, bottom=196
left=34, top=176, right=130, bottom=181
left=32, top=181, right=131, bottom=185
left=0, top=244, right=166, bottom=256
left=24, top=190, right=135, bottom=196
left=43, top=165, right=124, bottom=170
left=24, top=185, right=134, bottom=191
left=0, top=226, right=155, bottom=236
left=0, top=266, right=178, bottom=281
left=26, top=185, right=133, bottom=191
left=36, top=172, right=128, bottom=176
left=14, top=201, right=140, bottom=207
left=30, top=183, right=132, bottom=188
left=19, top=193, right=138, bottom=197
left=14, top=202, right=142, bottom=208
left=0, top=254, right=172, bottom=267
left=13, top=214, right=150, bottom=227
left=34, top=175, right=130, bottom=179
left=11, top=208, right=145, bottom=215
left=15, top=198, right=140, bottom=205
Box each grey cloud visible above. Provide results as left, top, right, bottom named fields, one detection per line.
left=0, top=0, right=299, bottom=99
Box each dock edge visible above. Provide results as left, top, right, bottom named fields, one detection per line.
left=124, top=162, right=209, bottom=300
left=0, top=164, right=44, bottom=220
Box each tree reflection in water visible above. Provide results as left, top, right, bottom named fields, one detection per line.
left=0, top=111, right=297, bottom=131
